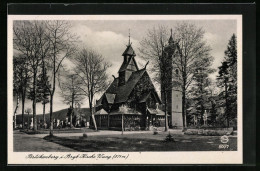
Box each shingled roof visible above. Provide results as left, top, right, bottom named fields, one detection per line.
left=95, top=109, right=108, bottom=115
left=96, top=68, right=147, bottom=104
left=122, top=44, right=136, bottom=56
left=111, top=68, right=146, bottom=103
left=116, top=69, right=146, bottom=103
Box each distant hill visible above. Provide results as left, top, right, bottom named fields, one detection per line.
left=16, top=108, right=91, bottom=124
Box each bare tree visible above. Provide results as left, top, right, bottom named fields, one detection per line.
left=174, top=22, right=212, bottom=127
left=139, top=25, right=170, bottom=84
left=13, top=58, right=21, bottom=129
left=72, top=48, right=111, bottom=131
left=13, top=55, right=30, bottom=129
left=13, top=21, right=44, bottom=131
left=139, top=23, right=212, bottom=128
left=60, top=73, right=85, bottom=128
left=37, top=69, right=51, bottom=128
left=139, top=25, right=171, bottom=131
left=44, top=21, right=77, bottom=136
left=36, top=21, right=51, bottom=127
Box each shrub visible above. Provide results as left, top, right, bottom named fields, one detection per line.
left=184, top=128, right=233, bottom=136
left=153, top=127, right=158, bottom=135
left=83, top=133, right=88, bottom=138
left=164, top=133, right=175, bottom=142
left=153, top=131, right=158, bottom=135
left=184, top=130, right=198, bottom=135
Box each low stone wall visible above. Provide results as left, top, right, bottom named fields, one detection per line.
left=184, top=127, right=234, bottom=136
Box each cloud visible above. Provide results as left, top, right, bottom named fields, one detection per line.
left=70, top=24, right=144, bottom=81
left=204, top=32, right=225, bottom=79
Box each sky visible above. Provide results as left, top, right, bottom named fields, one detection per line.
left=13, top=19, right=237, bottom=114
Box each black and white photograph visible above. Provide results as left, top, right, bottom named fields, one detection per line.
left=8, top=15, right=243, bottom=164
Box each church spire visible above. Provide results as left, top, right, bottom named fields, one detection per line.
left=128, top=29, right=131, bottom=45
left=122, top=29, right=136, bottom=56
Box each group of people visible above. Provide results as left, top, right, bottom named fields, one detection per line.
left=19, top=117, right=89, bottom=129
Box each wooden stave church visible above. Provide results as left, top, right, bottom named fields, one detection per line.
left=90, top=37, right=168, bottom=131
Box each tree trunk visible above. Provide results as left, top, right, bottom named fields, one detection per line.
left=71, top=96, right=74, bottom=128
left=91, top=114, right=97, bottom=131
left=33, top=72, right=37, bottom=131
left=121, top=114, right=124, bottom=135
left=32, top=100, right=37, bottom=131
left=21, top=94, right=25, bottom=129
left=90, top=105, right=97, bottom=131
left=14, top=94, right=19, bottom=129
left=108, top=114, right=110, bottom=128
left=43, top=103, right=46, bottom=128
left=49, top=95, right=54, bottom=136
left=164, top=90, right=168, bottom=131
left=70, top=112, right=73, bottom=128
left=182, top=86, right=187, bottom=128
left=27, top=112, right=29, bottom=130
left=225, top=79, right=229, bottom=128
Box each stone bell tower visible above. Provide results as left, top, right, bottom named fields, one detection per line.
left=161, top=29, right=183, bottom=128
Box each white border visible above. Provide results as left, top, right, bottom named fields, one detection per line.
left=8, top=15, right=243, bottom=165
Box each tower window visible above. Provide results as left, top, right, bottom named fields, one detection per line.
left=176, top=105, right=178, bottom=109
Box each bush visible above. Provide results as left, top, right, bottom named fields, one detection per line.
left=184, top=129, right=198, bottom=135
left=153, top=131, right=158, bottom=135
left=164, top=133, right=175, bottom=142
left=43, top=135, right=57, bottom=141
left=83, top=133, right=88, bottom=138
left=153, top=127, right=158, bottom=135
left=184, top=128, right=233, bottom=136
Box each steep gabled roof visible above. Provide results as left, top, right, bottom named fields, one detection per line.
left=138, top=91, right=161, bottom=104
left=118, top=62, right=129, bottom=73
left=114, top=69, right=146, bottom=103
left=95, top=94, right=104, bottom=107
left=118, top=56, right=139, bottom=72
left=106, top=78, right=119, bottom=94
left=122, top=44, right=136, bottom=56
left=138, top=92, right=151, bottom=103
left=147, top=108, right=165, bottom=115
left=97, top=68, right=161, bottom=106
left=98, top=69, right=146, bottom=104
left=95, top=109, right=108, bottom=115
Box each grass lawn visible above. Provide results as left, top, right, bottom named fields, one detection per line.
left=43, top=132, right=237, bottom=152
left=13, top=130, right=77, bottom=152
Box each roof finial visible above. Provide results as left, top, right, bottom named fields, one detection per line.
left=128, top=29, right=131, bottom=45
left=170, top=28, right=172, bottom=37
